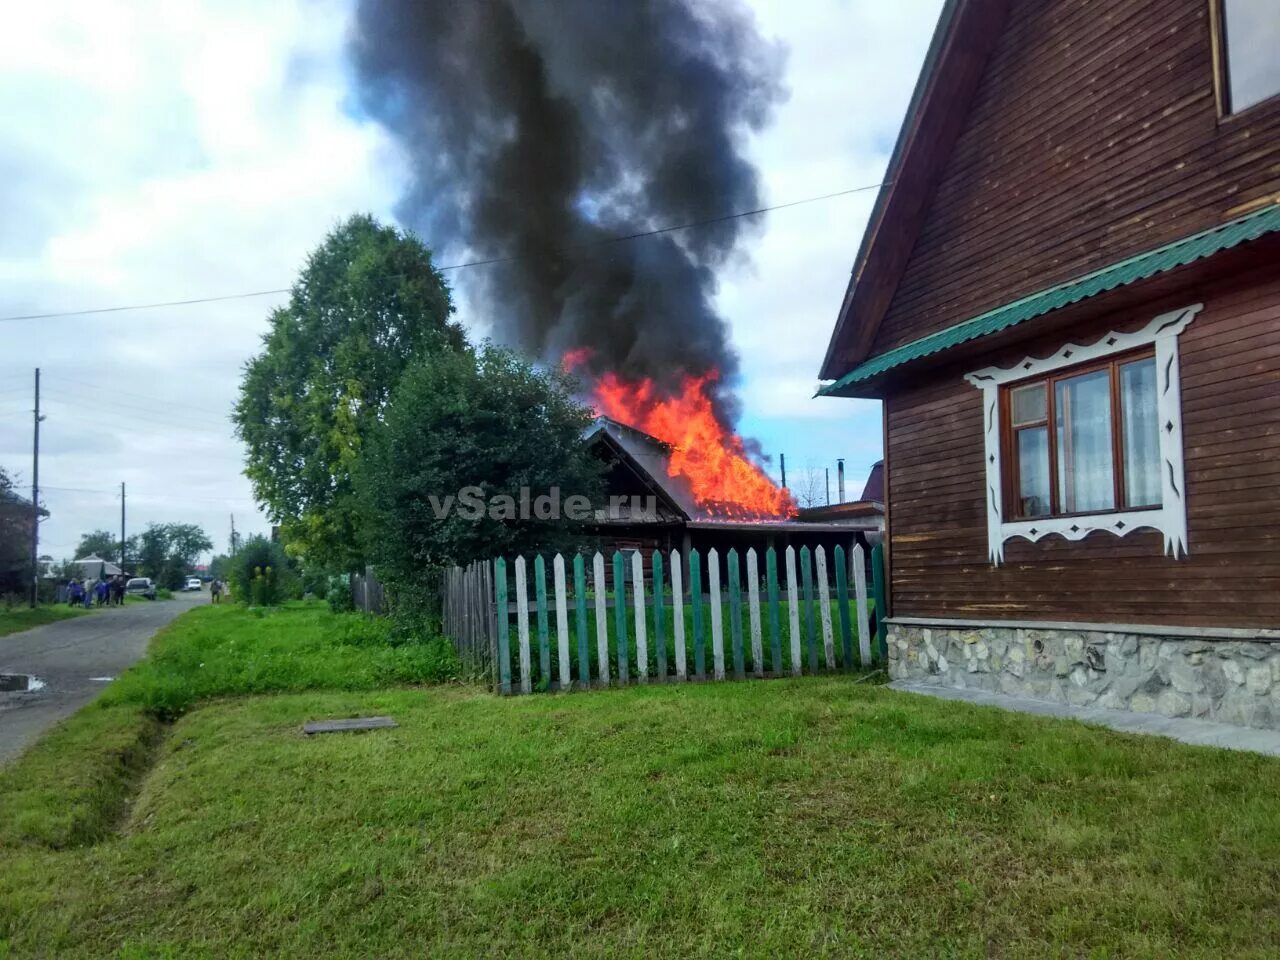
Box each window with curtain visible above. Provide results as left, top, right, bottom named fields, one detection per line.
left=1004, top=352, right=1161, bottom=519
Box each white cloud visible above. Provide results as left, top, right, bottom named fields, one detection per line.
left=0, top=0, right=940, bottom=560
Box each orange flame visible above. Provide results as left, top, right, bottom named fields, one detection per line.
left=591, top=367, right=797, bottom=519
left=561, top=346, right=594, bottom=374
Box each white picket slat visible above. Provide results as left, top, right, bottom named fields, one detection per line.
left=785, top=546, right=801, bottom=676
left=852, top=544, right=871, bottom=667
left=708, top=548, right=725, bottom=681
left=815, top=546, right=835, bottom=669
left=593, top=552, right=610, bottom=684
left=515, top=556, right=532, bottom=694
left=746, top=548, right=763, bottom=677
left=670, top=550, right=687, bottom=680
left=553, top=554, right=571, bottom=690
left=632, top=551, right=648, bottom=682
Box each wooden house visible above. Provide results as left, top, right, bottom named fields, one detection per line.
left=818, top=0, right=1280, bottom=727
left=584, top=417, right=879, bottom=580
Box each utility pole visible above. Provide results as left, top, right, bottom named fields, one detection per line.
left=230, top=514, right=237, bottom=556
left=29, top=368, right=42, bottom=608
left=120, top=482, right=127, bottom=572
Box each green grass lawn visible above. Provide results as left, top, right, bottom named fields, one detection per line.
left=3, top=604, right=1280, bottom=958
left=0, top=603, right=88, bottom=638
left=99, top=601, right=459, bottom=718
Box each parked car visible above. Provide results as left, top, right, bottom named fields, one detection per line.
left=184, top=577, right=203, bottom=592
left=125, top=577, right=157, bottom=600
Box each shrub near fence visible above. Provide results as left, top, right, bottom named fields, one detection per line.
left=440, top=544, right=888, bottom=696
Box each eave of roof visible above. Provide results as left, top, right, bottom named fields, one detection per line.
left=816, top=202, right=1280, bottom=398
left=819, top=0, right=1010, bottom=380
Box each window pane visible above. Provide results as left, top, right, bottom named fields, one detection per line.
left=1011, top=383, right=1047, bottom=425
left=1016, top=427, right=1050, bottom=518
left=1055, top=369, right=1115, bottom=513
left=1224, top=0, right=1280, bottom=112
left=1120, top=357, right=1162, bottom=507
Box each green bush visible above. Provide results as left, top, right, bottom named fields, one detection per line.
left=230, top=536, right=298, bottom=606
left=326, top=575, right=355, bottom=614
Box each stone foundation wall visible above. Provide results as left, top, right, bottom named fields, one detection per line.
left=886, top=623, right=1280, bottom=730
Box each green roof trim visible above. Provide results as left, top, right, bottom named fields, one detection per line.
left=817, top=202, right=1280, bottom=397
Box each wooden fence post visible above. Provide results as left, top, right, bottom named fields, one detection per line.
left=495, top=558, right=511, bottom=695
left=727, top=548, right=745, bottom=680
left=800, top=546, right=817, bottom=673
left=554, top=553, right=571, bottom=691
left=670, top=549, right=686, bottom=681
left=613, top=551, right=629, bottom=685
left=652, top=551, right=667, bottom=681
left=785, top=546, right=801, bottom=677
left=766, top=547, right=782, bottom=675
left=708, top=548, right=725, bottom=681
left=515, top=556, right=531, bottom=694
left=574, top=554, right=590, bottom=690
left=871, top=543, right=888, bottom=663
left=632, top=550, right=648, bottom=683
left=746, top=548, right=763, bottom=679
left=815, top=546, right=835, bottom=670
left=593, top=552, right=609, bottom=685
left=853, top=543, right=871, bottom=668
left=689, top=549, right=705, bottom=680
left=834, top=546, right=854, bottom=671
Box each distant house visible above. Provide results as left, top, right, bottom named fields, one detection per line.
left=0, top=490, right=46, bottom=595
left=68, top=554, right=124, bottom=581
left=584, top=417, right=879, bottom=578
left=817, top=0, right=1280, bottom=727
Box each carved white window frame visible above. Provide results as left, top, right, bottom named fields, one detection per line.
left=964, top=304, right=1201, bottom=565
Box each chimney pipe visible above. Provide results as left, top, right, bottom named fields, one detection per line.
left=837, top=458, right=846, bottom=503
left=825, top=467, right=830, bottom=505
left=779, top=453, right=787, bottom=489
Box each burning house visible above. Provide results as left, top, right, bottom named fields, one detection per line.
left=583, top=416, right=879, bottom=573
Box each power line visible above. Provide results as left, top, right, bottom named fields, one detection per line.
left=0, top=181, right=887, bottom=324
left=44, top=374, right=226, bottom=418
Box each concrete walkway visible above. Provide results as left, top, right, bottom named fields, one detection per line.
left=889, top=680, right=1280, bottom=757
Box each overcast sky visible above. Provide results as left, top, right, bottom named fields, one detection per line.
left=0, top=0, right=941, bottom=562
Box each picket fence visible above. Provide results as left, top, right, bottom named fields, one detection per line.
left=440, top=544, right=888, bottom=695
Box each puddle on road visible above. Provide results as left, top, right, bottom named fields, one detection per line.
left=0, top=674, right=46, bottom=692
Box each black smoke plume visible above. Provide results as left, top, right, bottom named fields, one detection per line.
left=349, top=0, right=784, bottom=421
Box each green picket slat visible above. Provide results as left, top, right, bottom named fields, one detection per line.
left=765, top=547, right=782, bottom=674
left=652, top=551, right=668, bottom=681
left=800, top=546, right=817, bottom=673
left=834, top=545, right=854, bottom=671
left=727, top=548, right=745, bottom=680
left=534, top=554, right=551, bottom=687
left=495, top=558, right=511, bottom=695
left=689, top=548, right=705, bottom=679
left=613, top=551, right=630, bottom=684
left=871, top=544, right=888, bottom=663
left=574, top=553, right=589, bottom=690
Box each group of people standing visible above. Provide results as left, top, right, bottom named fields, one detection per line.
left=66, top=575, right=127, bottom=608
